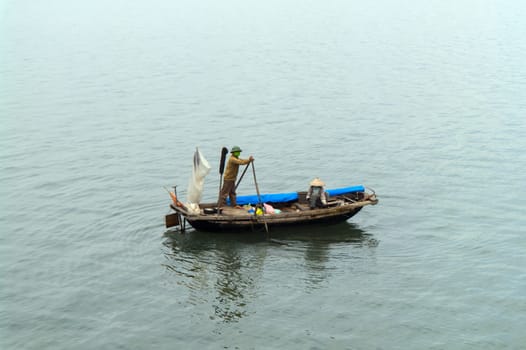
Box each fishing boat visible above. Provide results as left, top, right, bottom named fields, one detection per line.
left=164, top=148, right=378, bottom=233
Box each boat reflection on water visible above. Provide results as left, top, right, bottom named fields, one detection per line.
left=162, top=231, right=267, bottom=323
left=268, top=221, right=378, bottom=245
left=162, top=222, right=378, bottom=322
left=268, top=222, right=379, bottom=289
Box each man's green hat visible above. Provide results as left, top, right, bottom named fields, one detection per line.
left=231, top=146, right=242, bottom=153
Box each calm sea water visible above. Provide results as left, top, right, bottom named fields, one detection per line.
left=2, top=0, right=525, bottom=349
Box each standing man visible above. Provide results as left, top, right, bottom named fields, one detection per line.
left=219, top=146, right=254, bottom=208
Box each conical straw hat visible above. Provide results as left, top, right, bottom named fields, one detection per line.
left=310, top=178, right=325, bottom=187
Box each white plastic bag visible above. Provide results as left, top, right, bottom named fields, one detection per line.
left=186, top=147, right=211, bottom=206
left=186, top=203, right=201, bottom=215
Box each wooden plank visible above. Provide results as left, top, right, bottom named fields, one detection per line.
left=165, top=213, right=180, bottom=228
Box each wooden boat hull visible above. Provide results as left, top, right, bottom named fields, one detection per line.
left=186, top=206, right=364, bottom=232
left=166, top=187, right=378, bottom=233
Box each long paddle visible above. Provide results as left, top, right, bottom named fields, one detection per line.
left=217, top=147, right=229, bottom=209
left=235, top=163, right=250, bottom=190
left=251, top=161, right=269, bottom=234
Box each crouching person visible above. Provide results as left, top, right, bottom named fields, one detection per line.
left=306, top=178, right=328, bottom=209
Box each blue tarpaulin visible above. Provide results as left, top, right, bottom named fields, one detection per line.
left=229, top=192, right=298, bottom=206
left=326, top=185, right=365, bottom=196
left=229, top=185, right=365, bottom=205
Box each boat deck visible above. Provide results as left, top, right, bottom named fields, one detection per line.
left=165, top=186, right=378, bottom=232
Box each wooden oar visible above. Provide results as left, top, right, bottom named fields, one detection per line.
left=235, top=163, right=250, bottom=190
left=217, top=147, right=229, bottom=209
left=251, top=161, right=269, bottom=234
